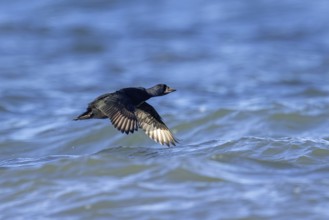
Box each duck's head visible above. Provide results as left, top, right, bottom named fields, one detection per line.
left=147, top=84, right=176, bottom=96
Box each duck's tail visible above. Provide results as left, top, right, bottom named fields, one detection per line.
left=74, top=109, right=93, bottom=120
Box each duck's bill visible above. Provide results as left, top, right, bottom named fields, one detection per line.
left=164, top=87, right=176, bottom=93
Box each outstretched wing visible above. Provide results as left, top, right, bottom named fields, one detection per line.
left=92, top=92, right=138, bottom=134
left=135, top=102, right=177, bottom=146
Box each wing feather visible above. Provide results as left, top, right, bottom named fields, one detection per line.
left=135, top=102, right=177, bottom=146
left=92, top=92, right=138, bottom=134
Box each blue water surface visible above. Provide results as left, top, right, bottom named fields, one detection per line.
left=1, top=0, right=329, bottom=219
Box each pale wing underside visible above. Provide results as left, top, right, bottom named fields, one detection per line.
left=135, top=102, right=177, bottom=146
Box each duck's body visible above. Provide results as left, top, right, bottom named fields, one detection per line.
left=75, top=84, right=178, bottom=146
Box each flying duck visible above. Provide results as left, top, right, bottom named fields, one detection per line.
left=74, top=84, right=178, bottom=146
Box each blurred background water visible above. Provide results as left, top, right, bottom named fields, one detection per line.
left=1, top=0, right=329, bottom=219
